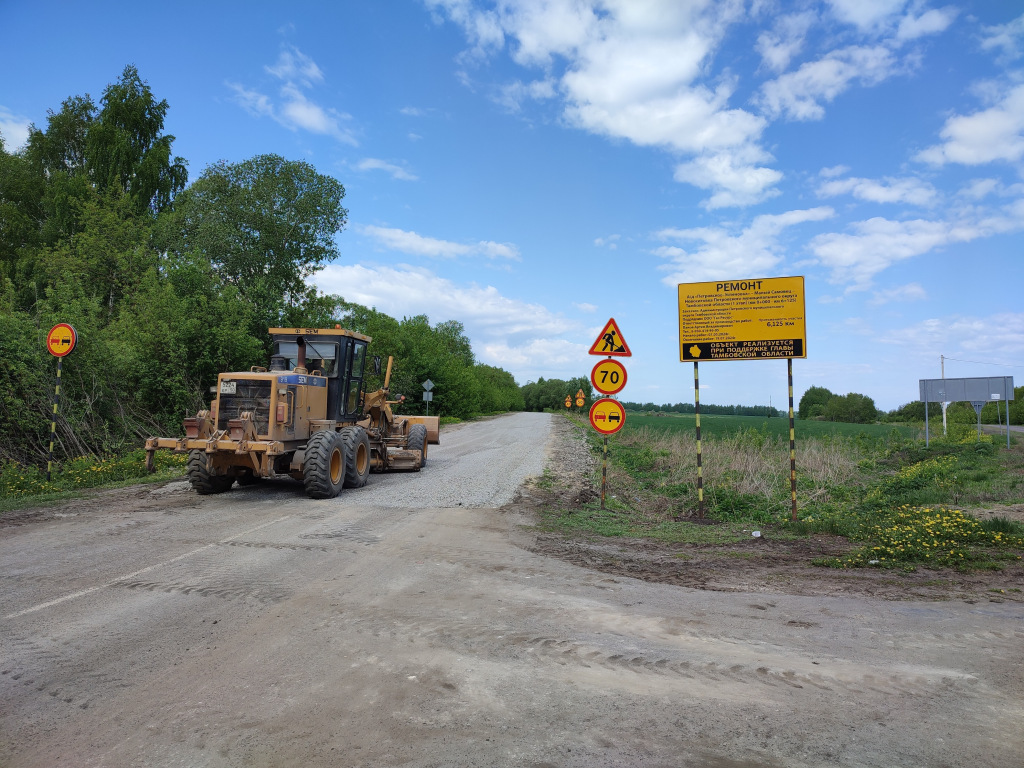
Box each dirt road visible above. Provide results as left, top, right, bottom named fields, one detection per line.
left=2, top=412, right=1022, bottom=767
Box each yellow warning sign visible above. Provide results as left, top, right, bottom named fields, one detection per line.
left=678, top=276, right=806, bottom=361
left=588, top=318, right=631, bottom=356
left=564, top=396, right=572, bottom=409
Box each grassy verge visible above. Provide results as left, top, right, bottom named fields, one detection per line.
left=0, top=450, right=187, bottom=514
left=544, top=415, right=1024, bottom=572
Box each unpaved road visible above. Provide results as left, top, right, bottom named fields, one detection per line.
left=2, top=412, right=1022, bottom=767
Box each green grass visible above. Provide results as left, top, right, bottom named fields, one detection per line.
left=557, top=413, right=1024, bottom=572
left=624, top=412, right=917, bottom=440
left=0, top=450, right=187, bottom=514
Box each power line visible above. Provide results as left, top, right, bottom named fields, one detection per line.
left=942, top=356, right=1024, bottom=370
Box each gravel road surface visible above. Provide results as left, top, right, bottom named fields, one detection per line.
left=2, top=411, right=1022, bottom=767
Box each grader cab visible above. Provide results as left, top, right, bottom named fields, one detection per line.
left=145, top=327, right=439, bottom=499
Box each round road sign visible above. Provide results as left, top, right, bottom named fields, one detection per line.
left=591, top=358, right=628, bottom=396
left=564, top=397, right=572, bottom=409
left=589, top=398, right=626, bottom=435
left=46, top=323, right=77, bottom=357
left=575, top=397, right=585, bottom=407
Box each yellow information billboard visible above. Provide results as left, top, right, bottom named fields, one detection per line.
left=678, top=276, right=806, bottom=361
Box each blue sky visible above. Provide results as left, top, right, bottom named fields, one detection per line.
left=2, top=1, right=1023, bottom=411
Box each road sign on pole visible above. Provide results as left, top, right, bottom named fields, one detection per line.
left=45, top=323, right=77, bottom=482
left=589, top=398, right=626, bottom=435
left=588, top=318, right=632, bottom=356
left=591, top=358, right=627, bottom=396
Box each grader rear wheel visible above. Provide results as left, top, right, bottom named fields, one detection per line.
left=340, top=426, right=371, bottom=488
left=303, top=430, right=346, bottom=499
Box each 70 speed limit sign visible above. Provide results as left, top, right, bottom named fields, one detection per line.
left=591, top=358, right=627, bottom=396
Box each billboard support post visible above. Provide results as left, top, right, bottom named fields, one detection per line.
left=788, top=358, right=797, bottom=521
left=694, top=362, right=704, bottom=519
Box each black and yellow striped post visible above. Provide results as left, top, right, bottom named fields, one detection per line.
left=46, top=356, right=63, bottom=482
left=788, top=357, right=797, bottom=521
left=44, top=323, right=77, bottom=482
left=601, top=437, right=608, bottom=510
left=694, top=361, right=704, bottom=519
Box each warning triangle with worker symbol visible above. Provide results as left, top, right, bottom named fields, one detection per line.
left=588, top=318, right=632, bottom=356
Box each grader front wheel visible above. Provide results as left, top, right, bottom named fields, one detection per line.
left=186, top=450, right=234, bottom=495
left=303, top=430, right=346, bottom=499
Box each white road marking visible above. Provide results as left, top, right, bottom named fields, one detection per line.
left=4, top=515, right=292, bottom=620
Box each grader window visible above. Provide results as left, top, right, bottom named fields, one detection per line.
left=273, top=341, right=340, bottom=377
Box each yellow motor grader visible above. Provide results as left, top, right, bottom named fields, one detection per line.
left=145, top=327, right=439, bottom=499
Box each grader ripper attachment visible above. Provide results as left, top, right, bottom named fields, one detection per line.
left=145, top=327, right=439, bottom=499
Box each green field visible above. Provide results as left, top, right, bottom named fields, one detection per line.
left=622, top=412, right=918, bottom=440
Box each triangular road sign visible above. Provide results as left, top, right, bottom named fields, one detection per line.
left=588, top=318, right=631, bottom=356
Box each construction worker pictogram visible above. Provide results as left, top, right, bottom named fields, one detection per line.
left=588, top=318, right=632, bottom=357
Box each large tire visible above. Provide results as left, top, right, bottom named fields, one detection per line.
left=407, top=424, right=428, bottom=469
left=303, top=430, right=346, bottom=499
left=186, top=450, right=234, bottom=495
left=340, top=426, right=371, bottom=488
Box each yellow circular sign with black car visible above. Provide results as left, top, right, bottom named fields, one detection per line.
left=589, top=398, right=626, bottom=435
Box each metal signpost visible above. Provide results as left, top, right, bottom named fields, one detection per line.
left=919, top=376, right=1014, bottom=449
left=589, top=319, right=632, bottom=509
left=678, top=277, right=807, bottom=519
left=422, top=379, right=434, bottom=416
left=45, top=323, right=78, bottom=481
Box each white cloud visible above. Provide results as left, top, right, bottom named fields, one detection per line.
left=356, top=158, right=418, bottom=181
left=756, top=11, right=816, bottom=73
left=0, top=106, right=31, bottom=150
left=655, top=207, right=835, bottom=285
left=896, top=6, right=956, bottom=41
left=809, top=205, right=1024, bottom=289
left=758, top=45, right=900, bottom=121
left=826, top=0, right=907, bottom=31
left=361, top=225, right=521, bottom=261
left=915, top=83, right=1024, bottom=166
left=674, top=150, right=783, bottom=208
left=594, top=234, right=620, bottom=249
left=495, top=78, right=556, bottom=112
left=980, top=13, right=1024, bottom=62
left=573, top=302, right=598, bottom=313
left=816, top=174, right=938, bottom=206
left=265, top=47, right=324, bottom=86
left=313, top=263, right=584, bottom=380
left=883, top=312, right=1024, bottom=360
left=428, top=0, right=776, bottom=208
left=868, top=282, right=927, bottom=305
left=228, top=46, right=357, bottom=145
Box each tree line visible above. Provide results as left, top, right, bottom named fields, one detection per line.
left=0, top=66, right=522, bottom=468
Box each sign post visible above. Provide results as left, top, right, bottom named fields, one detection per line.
left=45, top=324, right=78, bottom=481
left=589, top=319, right=632, bottom=509
left=422, top=379, right=434, bottom=416
left=678, top=277, right=807, bottom=520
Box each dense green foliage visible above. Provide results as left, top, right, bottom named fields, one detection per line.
left=0, top=66, right=523, bottom=469
left=797, top=385, right=878, bottom=423
left=520, top=376, right=594, bottom=412
left=622, top=412, right=915, bottom=440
